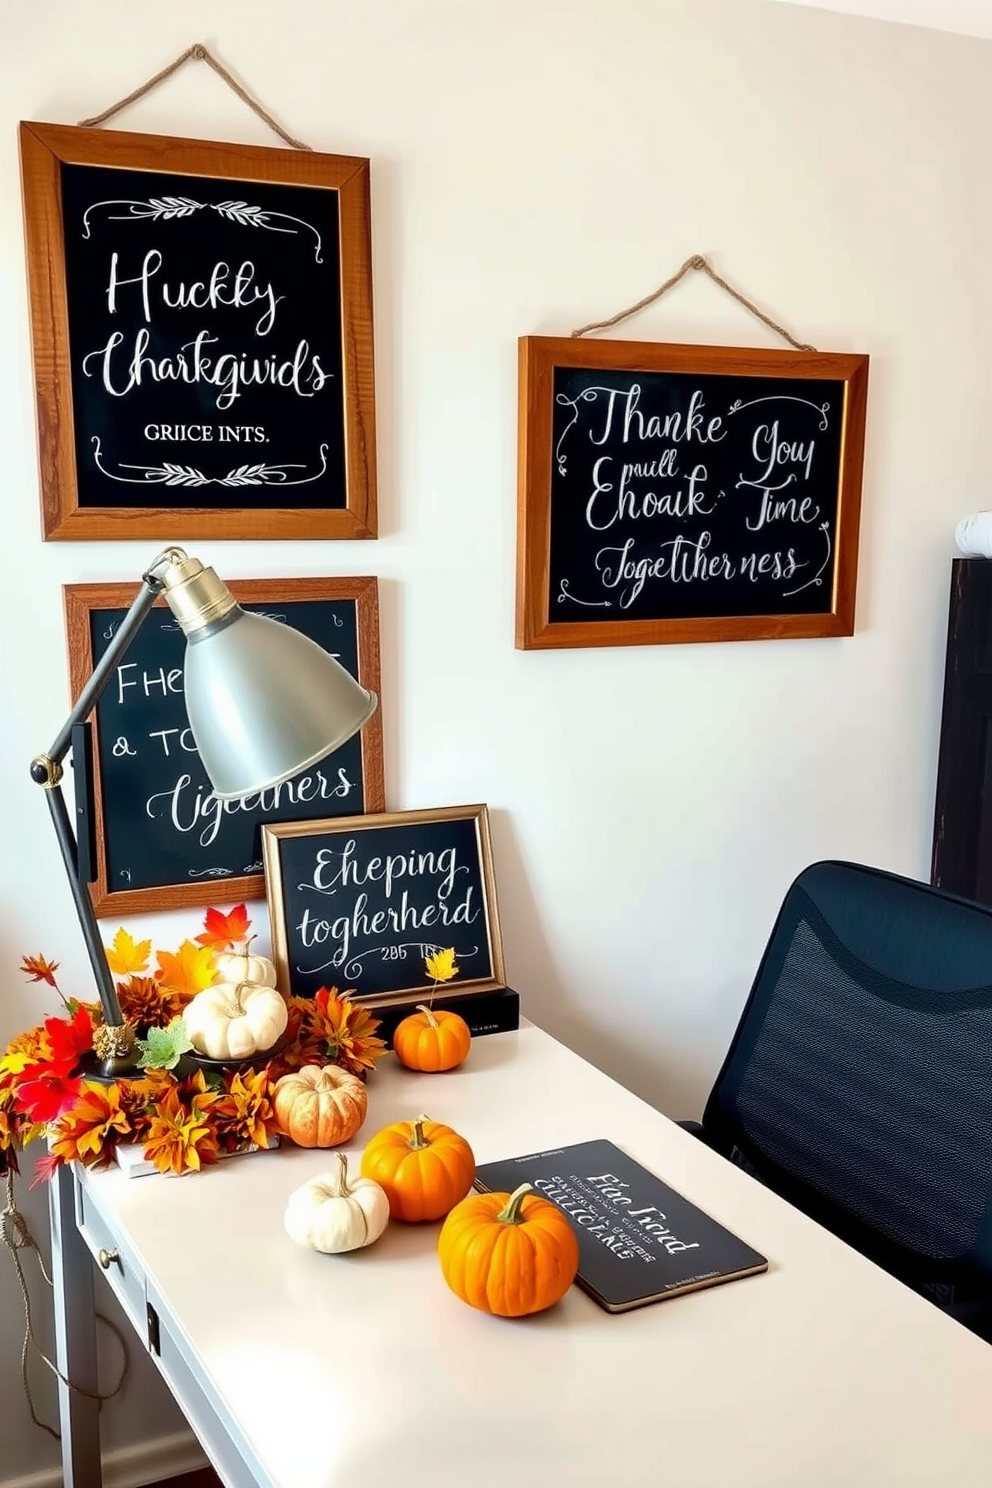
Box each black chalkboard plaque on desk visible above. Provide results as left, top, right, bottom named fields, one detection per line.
left=63, top=578, right=383, bottom=917
left=516, top=337, right=869, bottom=649
left=19, top=122, right=376, bottom=541
left=262, top=805, right=506, bottom=1006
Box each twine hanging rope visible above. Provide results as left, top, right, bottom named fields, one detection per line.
left=78, top=42, right=312, bottom=151
left=571, top=253, right=816, bottom=352
left=2, top=1168, right=130, bottom=1440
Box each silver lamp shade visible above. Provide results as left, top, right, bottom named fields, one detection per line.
left=183, top=608, right=377, bottom=800
left=159, top=553, right=377, bottom=800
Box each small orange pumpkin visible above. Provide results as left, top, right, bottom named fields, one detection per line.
left=272, top=1064, right=368, bottom=1148
left=393, top=1005, right=471, bottom=1073
left=438, top=1182, right=580, bottom=1316
left=360, top=1115, right=475, bottom=1222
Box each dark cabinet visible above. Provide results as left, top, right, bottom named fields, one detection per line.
left=932, top=558, right=992, bottom=904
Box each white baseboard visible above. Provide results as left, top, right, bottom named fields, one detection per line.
left=4, top=1429, right=209, bottom=1488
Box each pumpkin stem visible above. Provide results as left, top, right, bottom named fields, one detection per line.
left=496, top=1183, right=534, bottom=1225
left=327, top=1150, right=350, bottom=1196
left=408, top=1114, right=431, bottom=1149
left=415, top=1003, right=439, bottom=1028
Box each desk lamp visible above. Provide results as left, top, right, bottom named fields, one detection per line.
left=30, top=547, right=378, bottom=1080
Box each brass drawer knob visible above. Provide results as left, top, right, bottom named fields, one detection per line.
left=97, top=1248, right=119, bottom=1270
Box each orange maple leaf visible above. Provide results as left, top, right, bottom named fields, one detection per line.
left=105, top=927, right=152, bottom=977
left=195, top=904, right=252, bottom=951
left=154, top=940, right=218, bottom=999
left=20, top=954, right=61, bottom=987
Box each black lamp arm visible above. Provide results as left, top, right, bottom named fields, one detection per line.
left=29, top=568, right=167, bottom=1030
left=35, top=570, right=166, bottom=773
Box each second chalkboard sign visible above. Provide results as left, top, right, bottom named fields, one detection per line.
left=64, top=577, right=383, bottom=917
left=516, top=337, right=869, bottom=649
left=263, top=805, right=505, bottom=1006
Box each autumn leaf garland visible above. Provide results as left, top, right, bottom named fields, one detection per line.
left=1, top=904, right=386, bottom=1179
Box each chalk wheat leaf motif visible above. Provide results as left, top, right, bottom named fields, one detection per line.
left=160, top=464, right=210, bottom=486
left=219, top=464, right=270, bottom=486
left=147, top=196, right=202, bottom=219
left=213, top=200, right=267, bottom=227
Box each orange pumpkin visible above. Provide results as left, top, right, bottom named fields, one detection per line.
left=438, top=1182, right=580, bottom=1316
left=272, top=1064, right=368, bottom=1148
left=393, top=1005, right=472, bottom=1073
left=360, top=1115, right=475, bottom=1222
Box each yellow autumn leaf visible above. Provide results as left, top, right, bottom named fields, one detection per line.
left=425, top=947, right=459, bottom=984
left=0, top=1050, right=35, bottom=1080
left=154, top=940, right=218, bottom=1000
left=105, top=927, right=152, bottom=976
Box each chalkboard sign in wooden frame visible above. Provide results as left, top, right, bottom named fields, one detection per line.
left=64, top=576, right=384, bottom=917
left=516, top=337, right=869, bottom=649
left=262, top=805, right=506, bottom=1007
left=19, top=120, right=376, bottom=542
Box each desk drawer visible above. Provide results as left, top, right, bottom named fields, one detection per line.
left=149, top=1286, right=274, bottom=1488
left=75, top=1175, right=147, bottom=1336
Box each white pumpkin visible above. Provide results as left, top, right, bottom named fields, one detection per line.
left=213, top=940, right=278, bottom=989
left=184, top=978, right=288, bottom=1060
left=284, top=1152, right=389, bottom=1254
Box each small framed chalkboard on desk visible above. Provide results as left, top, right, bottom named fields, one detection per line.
left=262, top=804, right=505, bottom=1008
left=63, top=577, right=383, bottom=917
left=19, top=121, right=376, bottom=542
left=516, top=336, right=869, bottom=649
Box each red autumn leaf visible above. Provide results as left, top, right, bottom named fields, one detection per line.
left=31, top=1151, right=64, bottom=1187
left=20, top=954, right=60, bottom=987
left=195, top=904, right=252, bottom=951
left=45, top=1007, right=94, bottom=1066
left=16, top=1063, right=82, bottom=1124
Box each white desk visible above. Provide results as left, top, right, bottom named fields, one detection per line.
left=52, top=1023, right=992, bottom=1488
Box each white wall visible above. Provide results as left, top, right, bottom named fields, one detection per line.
left=767, top=0, right=992, bottom=39
left=2, top=0, right=990, bottom=1480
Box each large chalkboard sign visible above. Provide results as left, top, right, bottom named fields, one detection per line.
left=20, top=121, right=376, bottom=542
left=516, top=337, right=869, bottom=648
left=263, top=806, right=505, bottom=1006
left=64, top=578, right=383, bottom=917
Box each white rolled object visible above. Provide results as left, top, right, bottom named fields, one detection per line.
left=955, top=513, right=992, bottom=558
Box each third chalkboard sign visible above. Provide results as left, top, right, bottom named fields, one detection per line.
left=263, top=805, right=505, bottom=1006
left=516, top=337, right=869, bottom=649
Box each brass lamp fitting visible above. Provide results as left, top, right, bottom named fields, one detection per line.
left=93, top=1023, right=136, bottom=1061
left=152, top=548, right=239, bottom=636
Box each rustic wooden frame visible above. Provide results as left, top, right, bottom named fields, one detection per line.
left=262, top=804, right=506, bottom=1007
left=20, top=120, right=377, bottom=541
left=516, top=336, right=869, bottom=649
left=64, top=576, right=384, bottom=917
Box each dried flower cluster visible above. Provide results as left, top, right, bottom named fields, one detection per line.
left=1, top=906, right=385, bottom=1180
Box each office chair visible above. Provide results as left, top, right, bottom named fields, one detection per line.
left=685, top=860, right=992, bottom=1341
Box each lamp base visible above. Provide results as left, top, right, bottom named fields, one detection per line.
left=80, top=1022, right=141, bottom=1084
left=75, top=1048, right=144, bottom=1085
left=75, top=1047, right=143, bottom=1083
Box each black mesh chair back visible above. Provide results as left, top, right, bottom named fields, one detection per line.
left=700, top=861, right=992, bottom=1318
